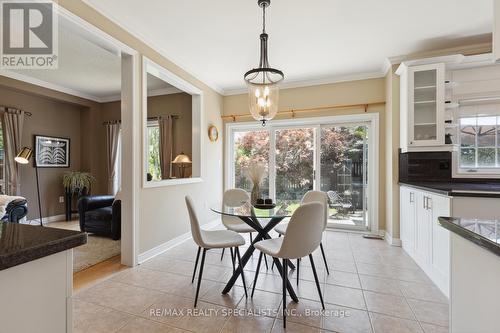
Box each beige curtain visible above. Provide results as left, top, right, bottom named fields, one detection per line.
left=158, top=116, right=173, bottom=179
left=105, top=122, right=121, bottom=195
left=1, top=107, right=25, bottom=195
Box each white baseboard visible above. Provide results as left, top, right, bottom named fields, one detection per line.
left=137, top=219, right=221, bottom=264
left=385, top=231, right=402, bottom=247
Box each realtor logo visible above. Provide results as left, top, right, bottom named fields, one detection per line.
left=1, top=0, right=58, bottom=69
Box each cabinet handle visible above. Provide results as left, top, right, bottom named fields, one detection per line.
left=423, top=196, right=427, bottom=209
left=427, top=197, right=432, bottom=210
left=409, top=192, right=414, bottom=203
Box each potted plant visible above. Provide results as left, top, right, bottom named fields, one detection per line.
left=62, top=171, right=95, bottom=221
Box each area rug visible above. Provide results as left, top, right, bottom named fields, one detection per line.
left=46, top=220, right=121, bottom=272
left=73, top=234, right=121, bottom=272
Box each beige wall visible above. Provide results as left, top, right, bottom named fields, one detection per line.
left=223, top=78, right=387, bottom=231
left=0, top=84, right=84, bottom=219
left=101, top=93, right=193, bottom=178
left=58, top=0, right=224, bottom=255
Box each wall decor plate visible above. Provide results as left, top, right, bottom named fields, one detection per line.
left=34, top=135, right=70, bottom=168
left=208, top=125, right=219, bottom=142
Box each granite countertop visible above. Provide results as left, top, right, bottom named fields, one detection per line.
left=438, top=217, right=500, bottom=257
left=399, top=181, right=500, bottom=198
left=0, top=222, right=87, bottom=271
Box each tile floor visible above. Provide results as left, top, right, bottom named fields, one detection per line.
left=73, top=229, right=449, bottom=333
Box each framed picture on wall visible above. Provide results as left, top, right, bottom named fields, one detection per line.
left=34, top=135, right=70, bottom=168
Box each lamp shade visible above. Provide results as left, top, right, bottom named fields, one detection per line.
left=172, top=153, right=192, bottom=164
left=15, top=147, right=33, bottom=164
left=247, top=82, right=280, bottom=125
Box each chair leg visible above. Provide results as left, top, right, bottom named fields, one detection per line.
left=320, top=242, right=330, bottom=275
left=296, top=258, right=300, bottom=286
left=251, top=252, right=264, bottom=297
left=264, top=254, right=269, bottom=270
left=235, top=247, right=248, bottom=298
left=230, top=248, right=235, bottom=273
left=194, top=248, right=207, bottom=308
left=249, top=233, right=253, bottom=257
left=271, top=234, right=282, bottom=270
left=309, top=254, right=325, bottom=310
left=191, top=246, right=201, bottom=284
left=220, top=248, right=225, bottom=261
left=282, top=258, right=287, bottom=328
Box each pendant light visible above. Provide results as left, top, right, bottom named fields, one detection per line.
left=244, top=0, right=284, bottom=126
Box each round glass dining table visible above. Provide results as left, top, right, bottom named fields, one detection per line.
left=211, top=201, right=299, bottom=302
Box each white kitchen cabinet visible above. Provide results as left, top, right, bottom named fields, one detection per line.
left=397, top=63, right=446, bottom=152
left=399, top=185, right=450, bottom=296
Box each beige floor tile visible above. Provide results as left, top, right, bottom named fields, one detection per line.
left=72, top=299, right=133, bottom=333
left=407, top=299, right=449, bottom=327
left=322, top=305, right=372, bottom=333
left=358, top=274, right=403, bottom=296
left=324, top=270, right=361, bottom=289
left=295, top=279, right=326, bottom=302
left=363, top=291, right=415, bottom=320
left=288, top=260, right=326, bottom=283
left=323, top=284, right=366, bottom=310
left=399, top=281, right=448, bottom=304
left=114, top=267, right=217, bottom=300
left=200, top=282, right=246, bottom=308
left=76, top=280, right=165, bottom=315
left=143, top=294, right=229, bottom=333
left=271, top=320, right=321, bottom=333
left=237, top=290, right=282, bottom=317
left=420, top=322, right=449, bottom=333
left=326, top=259, right=358, bottom=273
left=370, top=313, right=423, bottom=333
left=220, top=315, right=275, bottom=333
left=116, top=317, right=189, bottom=333
left=277, top=298, right=324, bottom=329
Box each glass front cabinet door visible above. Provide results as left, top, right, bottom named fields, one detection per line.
left=398, top=63, right=445, bottom=151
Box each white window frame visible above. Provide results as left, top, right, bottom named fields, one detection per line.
left=453, top=102, right=500, bottom=178
left=225, top=113, right=379, bottom=233
left=142, top=57, right=203, bottom=187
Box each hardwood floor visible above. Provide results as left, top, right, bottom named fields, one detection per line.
left=73, top=255, right=128, bottom=293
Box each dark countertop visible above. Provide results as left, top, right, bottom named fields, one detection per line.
left=399, top=181, right=500, bottom=198
left=0, top=222, right=87, bottom=271
left=438, top=217, right=500, bottom=257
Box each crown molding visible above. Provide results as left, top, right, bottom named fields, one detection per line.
left=100, top=86, right=183, bottom=103
left=81, top=0, right=225, bottom=96
left=0, top=69, right=103, bottom=102
left=223, top=70, right=387, bottom=96
left=388, top=42, right=492, bottom=65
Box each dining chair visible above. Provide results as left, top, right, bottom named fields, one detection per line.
left=185, top=196, right=248, bottom=307
left=220, top=189, right=268, bottom=269
left=272, top=191, right=330, bottom=281
left=253, top=202, right=325, bottom=328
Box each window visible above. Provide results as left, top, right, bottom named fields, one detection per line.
left=459, top=115, right=500, bottom=169
left=147, top=120, right=161, bottom=180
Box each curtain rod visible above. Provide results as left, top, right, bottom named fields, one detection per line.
left=0, top=106, right=32, bottom=117
left=221, top=101, right=385, bottom=122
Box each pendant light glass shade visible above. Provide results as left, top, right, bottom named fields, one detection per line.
left=244, top=0, right=284, bottom=126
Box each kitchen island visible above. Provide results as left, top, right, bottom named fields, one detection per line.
left=438, top=217, right=500, bottom=333
left=0, top=222, right=87, bottom=333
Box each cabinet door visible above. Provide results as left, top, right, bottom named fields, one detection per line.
left=429, top=194, right=451, bottom=296
left=400, top=187, right=416, bottom=255
left=414, top=192, right=431, bottom=269
left=408, top=63, right=445, bottom=147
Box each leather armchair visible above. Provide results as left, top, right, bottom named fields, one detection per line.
left=78, top=195, right=121, bottom=240
left=1, top=198, right=28, bottom=223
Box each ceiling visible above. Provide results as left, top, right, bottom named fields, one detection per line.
left=82, top=0, right=493, bottom=95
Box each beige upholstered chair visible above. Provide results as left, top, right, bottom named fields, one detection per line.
left=185, top=196, right=247, bottom=307
left=254, top=202, right=325, bottom=328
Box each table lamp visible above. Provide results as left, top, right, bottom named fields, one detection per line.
left=172, top=153, right=192, bottom=178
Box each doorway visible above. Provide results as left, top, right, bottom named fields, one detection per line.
left=226, top=114, right=378, bottom=232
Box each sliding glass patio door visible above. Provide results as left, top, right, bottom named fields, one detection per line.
left=319, top=124, right=369, bottom=230
left=228, top=117, right=374, bottom=232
